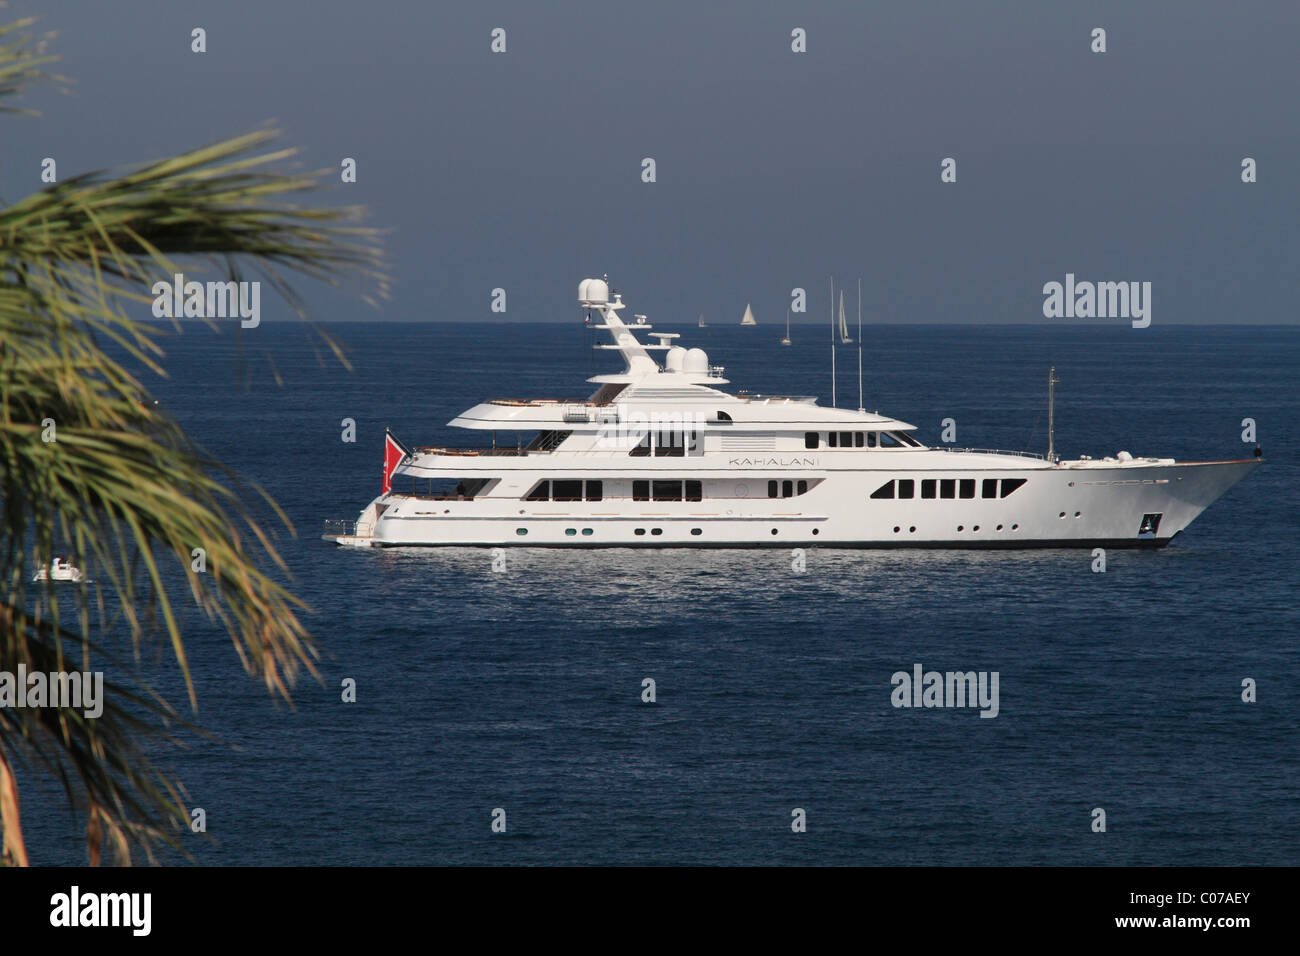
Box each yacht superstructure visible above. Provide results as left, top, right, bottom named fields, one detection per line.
left=325, top=277, right=1260, bottom=549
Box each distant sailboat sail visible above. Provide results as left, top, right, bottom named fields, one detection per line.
left=740, top=303, right=757, bottom=326
left=838, top=291, right=852, bottom=344
left=781, top=307, right=791, bottom=345
left=698, top=313, right=706, bottom=328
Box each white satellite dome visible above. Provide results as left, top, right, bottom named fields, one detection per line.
left=664, top=346, right=687, bottom=372
left=578, top=278, right=593, bottom=302
left=584, top=278, right=609, bottom=305
left=683, top=348, right=709, bottom=374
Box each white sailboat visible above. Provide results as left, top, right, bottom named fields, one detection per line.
left=740, top=303, right=757, bottom=326
left=698, top=313, right=706, bottom=328
left=838, top=291, right=852, bottom=344
left=781, top=307, right=791, bottom=346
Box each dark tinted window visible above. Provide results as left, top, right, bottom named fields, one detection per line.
left=552, top=480, right=582, bottom=501
left=797, top=480, right=807, bottom=495
left=805, top=432, right=819, bottom=449
left=685, top=480, right=702, bottom=502
left=982, top=478, right=998, bottom=499
left=898, top=479, right=915, bottom=499
left=867, top=432, right=878, bottom=447
left=840, top=432, right=852, bottom=447
left=960, top=479, right=976, bottom=499
left=828, top=432, right=838, bottom=448
left=630, top=432, right=651, bottom=457
left=922, top=479, right=936, bottom=499
left=854, top=432, right=865, bottom=447
left=633, top=480, right=650, bottom=501
left=871, top=480, right=895, bottom=499
left=525, top=480, right=549, bottom=501
left=653, top=480, right=683, bottom=501
left=879, top=432, right=902, bottom=448
left=655, top=429, right=685, bottom=457
left=782, top=480, right=793, bottom=498
left=768, top=480, right=778, bottom=498
left=940, top=479, right=956, bottom=499
left=585, top=480, right=603, bottom=501
left=1000, top=478, right=1027, bottom=498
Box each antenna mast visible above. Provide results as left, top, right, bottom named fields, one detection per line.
left=857, top=277, right=864, bottom=413
left=1047, top=365, right=1060, bottom=462
left=830, top=276, right=836, bottom=407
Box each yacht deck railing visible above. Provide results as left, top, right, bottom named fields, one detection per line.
left=937, top=447, right=1047, bottom=460
left=413, top=447, right=546, bottom=456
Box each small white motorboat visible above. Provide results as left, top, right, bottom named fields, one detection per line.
left=32, top=556, right=85, bottom=583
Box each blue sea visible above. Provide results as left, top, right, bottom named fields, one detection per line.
left=17, top=322, right=1300, bottom=865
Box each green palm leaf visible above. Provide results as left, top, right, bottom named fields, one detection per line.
left=0, top=17, right=385, bottom=865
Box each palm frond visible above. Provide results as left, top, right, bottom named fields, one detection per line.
left=0, top=16, right=385, bottom=864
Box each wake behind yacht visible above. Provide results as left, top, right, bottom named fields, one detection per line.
left=325, top=277, right=1260, bottom=549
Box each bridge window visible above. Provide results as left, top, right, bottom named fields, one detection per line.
left=654, top=428, right=692, bottom=457
left=854, top=432, right=864, bottom=447
left=898, top=479, right=915, bottom=499
left=525, top=480, right=550, bottom=501
left=879, top=432, right=903, bottom=448
left=982, top=478, right=998, bottom=499
left=871, top=480, right=895, bottom=499
left=840, top=431, right=852, bottom=447
left=960, top=479, right=976, bottom=499
left=867, top=432, right=878, bottom=447
left=1001, top=478, right=1027, bottom=497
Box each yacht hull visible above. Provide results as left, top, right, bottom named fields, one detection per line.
left=326, top=458, right=1259, bottom=550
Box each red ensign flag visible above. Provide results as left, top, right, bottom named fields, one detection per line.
left=382, top=429, right=410, bottom=494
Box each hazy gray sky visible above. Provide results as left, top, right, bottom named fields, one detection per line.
left=3, top=0, right=1296, bottom=323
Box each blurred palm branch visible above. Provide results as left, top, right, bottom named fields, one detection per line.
left=0, top=15, right=385, bottom=865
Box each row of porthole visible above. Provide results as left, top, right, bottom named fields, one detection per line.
left=515, top=526, right=816, bottom=538
left=891, top=523, right=1023, bottom=533
left=518, top=528, right=600, bottom=536
left=1059, top=511, right=1082, bottom=518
